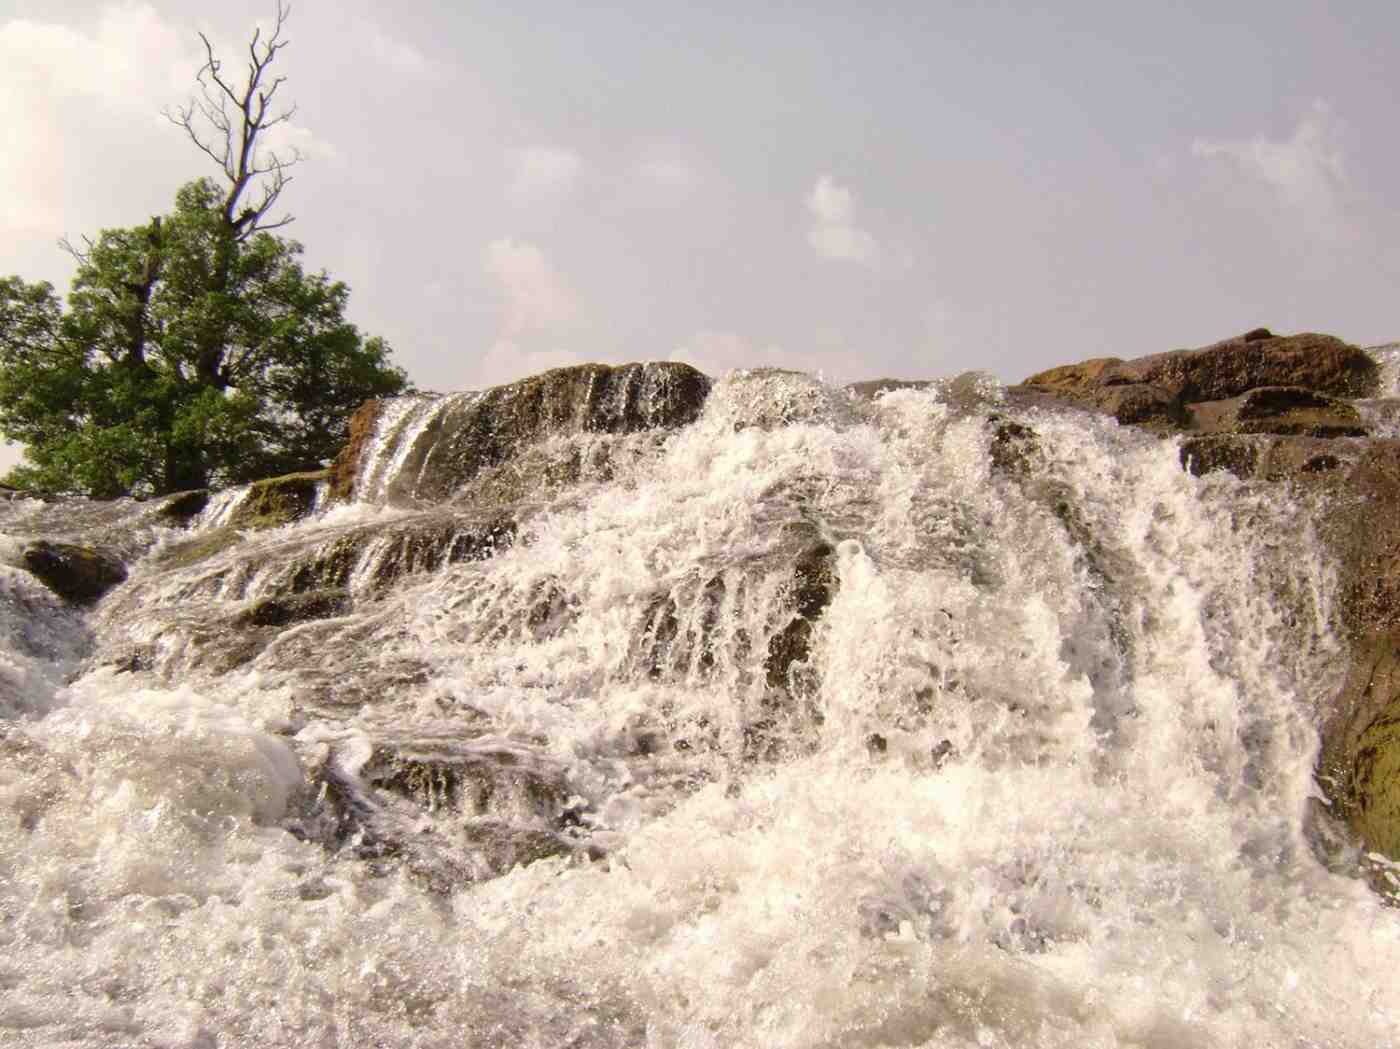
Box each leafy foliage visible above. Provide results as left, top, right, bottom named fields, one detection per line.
left=0, top=179, right=409, bottom=497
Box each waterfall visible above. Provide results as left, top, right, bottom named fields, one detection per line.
left=0, top=368, right=1396, bottom=1048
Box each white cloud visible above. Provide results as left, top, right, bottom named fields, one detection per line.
left=805, top=175, right=878, bottom=263
left=354, top=19, right=440, bottom=79
left=0, top=4, right=343, bottom=235
left=1191, top=101, right=1350, bottom=241
left=509, top=147, right=583, bottom=205
left=259, top=120, right=342, bottom=166
left=0, top=5, right=191, bottom=229
left=808, top=224, right=879, bottom=264
left=637, top=157, right=697, bottom=191
left=482, top=238, right=584, bottom=337
left=807, top=175, right=854, bottom=225
left=631, top=142, right=701, bottom=195
left=1, top=4, right=187, bottom=100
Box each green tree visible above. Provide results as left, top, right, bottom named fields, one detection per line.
left=0, top=3, right=409, bottom=497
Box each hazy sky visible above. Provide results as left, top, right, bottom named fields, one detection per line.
left=4, top=0, right=1399, bottom=404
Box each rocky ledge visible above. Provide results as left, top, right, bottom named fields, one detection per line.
left=1017, top=328, right=1400, bottom=886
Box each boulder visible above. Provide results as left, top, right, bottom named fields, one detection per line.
left=154, top=489, right=211, bottom=526
left=1018, top=331, right=1378, bottom=432
left=236, top=588, right=350, bottom=629
left=1186, top=387, right=1367, bottom=438
left=1129, top=331, right=1378, bottom=403
left=227, top=469, right=328, bottom=529
left=1179, top=434, right=1346, bottom=480
left=20, top=541, right=127, bottom=604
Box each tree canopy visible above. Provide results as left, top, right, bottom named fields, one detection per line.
left=0, top=3, right=410, bottom=497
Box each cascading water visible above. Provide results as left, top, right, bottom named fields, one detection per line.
left=1, top=368, right=1397, bottom=1048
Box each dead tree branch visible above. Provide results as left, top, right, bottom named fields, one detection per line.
left=162, top=0, right=300, bottom=240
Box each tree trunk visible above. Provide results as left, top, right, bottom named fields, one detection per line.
left=163, top=441, right=209, bottom=494
left=194, top=226, right=236, bottom=390
left=121, top=218, right=163, bottom=371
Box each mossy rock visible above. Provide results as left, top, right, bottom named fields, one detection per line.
left=227, top=469, right=328, bottom=529
left=155, top=525, right=247, bottom=569
left=1352, top=693, right=1400, bottom=859
left=235, top=588, right=350, bottom=628
left=20, top=541, right=127, bottom=604
left=154, top=489, right=211, bottom=525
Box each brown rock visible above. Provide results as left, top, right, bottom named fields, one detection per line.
left=1179, top=434, right=1350, bottom=480
left=155, top=489, right=210, bottom=525
left=1186, top=387, right=1367, bottom=438
left=20, top=541, right=127, bottom=605
left=328, top=400, right=385, bottom=502
left=1021, top=331, right=1378, bottom=433
left=1131, top=332, right=1377, bottom=403
left=328, top=363, right=711, bottom=506
left=227, top=469, right=329, bottom=530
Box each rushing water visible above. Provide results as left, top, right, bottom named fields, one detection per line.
left=1, top=369, right=1398, bottom=1048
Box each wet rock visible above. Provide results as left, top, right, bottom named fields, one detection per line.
left=1179, top=434, right=1356, bottom=481
left=152, top=472, right=327, bottom=570
left=226, top=469, right=327, bottom=529
left=1186, top=387, right=1367, bottom=438
left=1180, top=436, right=1262, bottom=479
left=327, top=399, right=385, bottom=502
left=154, top=525, right=246, bottom=569
left=331, top=363, right=711, bottom=505
left=279, top=513, right=516, bottom=594
left=765, top=541, right=837, bottom=693
left=307, top=735, right=590, bottom=892
left=1093, top=383, right=1185, bottom=430
left=235, top=589, right=349, bottom=628
left=154, top=489, right=210, bottom=525
left=1339, top=637, right=1400, bottom=861
left=19, top=541, right=127, bottom=605
left=845, top=378, right=936, bottom=400
left=987, top=418, right=1041, bottom=479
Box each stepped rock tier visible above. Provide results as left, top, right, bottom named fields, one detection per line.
left=1, top=347, right=1399, bottom=1046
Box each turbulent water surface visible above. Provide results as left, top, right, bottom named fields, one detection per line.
left=1, top=369, right=1398, bottom=1048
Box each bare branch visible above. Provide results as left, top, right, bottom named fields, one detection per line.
left=57, top=234, right=96, bottom=264
left=165, top=1, right=300, bottom=238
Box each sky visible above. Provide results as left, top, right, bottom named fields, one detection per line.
left=3, top=0, right=1399, bottom=418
